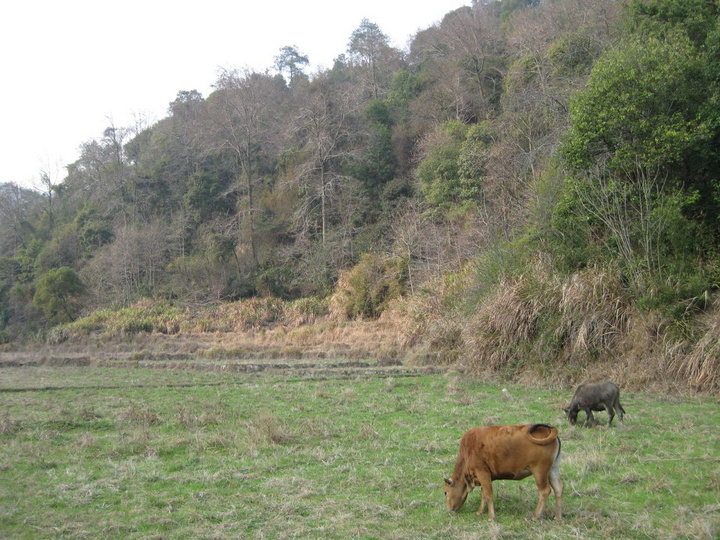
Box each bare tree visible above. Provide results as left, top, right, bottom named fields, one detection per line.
left=206, top=69, right=285, bottom=267
left=571, top=157, right=669, bottom=290
left=82, top=220, right=175, bottom=305
left=63, top=121, right=136, bottom=225
left=290, top=76, right=361, bottom=245
left=36, top=170, right=57, bottom=231
left=410, top=4, right=504, bottom=122
left=0, top=183, right=38, bottom=254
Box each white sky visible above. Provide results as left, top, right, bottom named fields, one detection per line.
left=0, top=0, right=467, bottom=190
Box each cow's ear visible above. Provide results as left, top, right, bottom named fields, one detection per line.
left=444, top=478, right=454, bottom=486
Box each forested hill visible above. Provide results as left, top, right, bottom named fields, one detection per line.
left=2, top=0, right=720, bottom=392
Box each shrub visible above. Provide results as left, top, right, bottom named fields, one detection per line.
left=426, top=318, right=464, bottom=365
left=218, top=298, right=286, bottom=331
left=556, top=267, right=631, bottom=356
left=33, top=267, right=84, bottom=324
left=284, top=296, right=329, bottom=326
left=47, top=301, right=186, bottom=342
left=340, top=254, right=407, bottom=319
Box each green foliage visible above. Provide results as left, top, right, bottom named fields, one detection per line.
left=207, top=234, right=235, bottom=264
left=547, top=33, right=601, bottom=76
left=418, top=120, right=493, bottom=215
left=73, top=204, right=113, bottom=253
left=546, top=182, right=600, bottom=272
left=364, top=99, right=392, bottom=126
left=0, top=258, right=19, bottom=298
left=13, top=239, right=44, bottom=283
left=458, top=121, right=493, bottom=201
left=557, top=13, right=720, bottom=305
left=33, top=224, right=82, bottom=275
left=466, top=238, right=534, bottom=305
left=638, top=270, right=715, bottom=324
left=626, top=0, right=720, bottom=48
left=562, top=7, right=720, bottom=235
left=349, top=100, right=397, bottom=196
left=348, top=18, right=389, bottom=64
left=255, top=264, right=296, bottom=299
left=274, top=45, right=309, bottom=85
left=379, top=176, right=414, bottom=214
left=183, top=168, right=234, bottom=224
left=417, top=120, right=468, bottom=211
left=563, top=35, right=709, bottom=174
left=341, top=253, right=407, bottom=319
left=0, top=257, right=19, bottom=329
left=387, top=70, right=421, bottom=118
left=500, top=0, right=540, bottom=21
left=33, top=266, right=84, bottom=324
left=652, top=190, right=709, bottom=261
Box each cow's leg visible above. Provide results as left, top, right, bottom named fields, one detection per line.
left=478, top=487, right=485, bottom=515
left=549, top=461, right=563, bottom=520
left=615, top=397, right=625, bottom=424
left=605, top=403, right=615, bottom=426
left=531, top=472, right=551, bottom=520
left=476, top=472, right=494, bottom=521
left=584, top=408, right=595, bottom=427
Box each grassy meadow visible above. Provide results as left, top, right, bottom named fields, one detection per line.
left=0, top=365, right=718, bottom=539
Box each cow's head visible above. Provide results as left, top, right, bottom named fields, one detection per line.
left=563, top=405, right=579, bottom=425
left=444, top=477, right=472, bottom=511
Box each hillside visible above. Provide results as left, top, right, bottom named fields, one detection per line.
left=1, top=0, right=720, bottom=393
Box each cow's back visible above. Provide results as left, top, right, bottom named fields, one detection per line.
left=460, top=425, right=558, bottom=479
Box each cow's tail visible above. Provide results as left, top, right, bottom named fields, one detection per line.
left=526, top=423, right=558, bottom=445
left=550, top=436, right=562, bottom=477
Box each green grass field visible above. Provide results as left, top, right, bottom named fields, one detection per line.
left=0, top=365, right=718, bottom=539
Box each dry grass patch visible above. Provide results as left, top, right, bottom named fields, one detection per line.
left=558, top=268, right=630, bottom=354
left=119, top=405, right=162, bottom=427
left=0, top=411, right=17, bottom=435
left=671, top=299, right=720, bottom=393
left=174, top=406, right=222, bottom=428
left=451, top=264, right=655, bottom=388
left=463, top=277, right=548, bottom=374
left=245, top=410, right=295, bottom=447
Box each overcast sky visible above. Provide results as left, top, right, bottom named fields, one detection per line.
left=0, top=0, right=468, bottom=190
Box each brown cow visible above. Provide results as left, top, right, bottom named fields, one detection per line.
left=443, top=423, right=563, bottom=521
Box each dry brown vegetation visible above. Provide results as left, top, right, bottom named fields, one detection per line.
left=669, top=297, right=720, bottom=393
left=3, top=256, right=718, bottom=394
left=397, top=260, right=718, bottom=394
left=3, top=262, right=718, bottom=396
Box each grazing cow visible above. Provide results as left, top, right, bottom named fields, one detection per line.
left=564, top=381, right=626, bottom=427
left=444, top=424, right=563, bottom=521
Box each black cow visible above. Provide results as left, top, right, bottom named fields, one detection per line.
left=564, top=382, right=625, bottom=427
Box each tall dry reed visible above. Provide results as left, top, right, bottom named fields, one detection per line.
left=670, top=298, right=720, bottom=392
left=461, top=265, right=631, bottom=378
left=557, top=268, right=631, bottom=357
